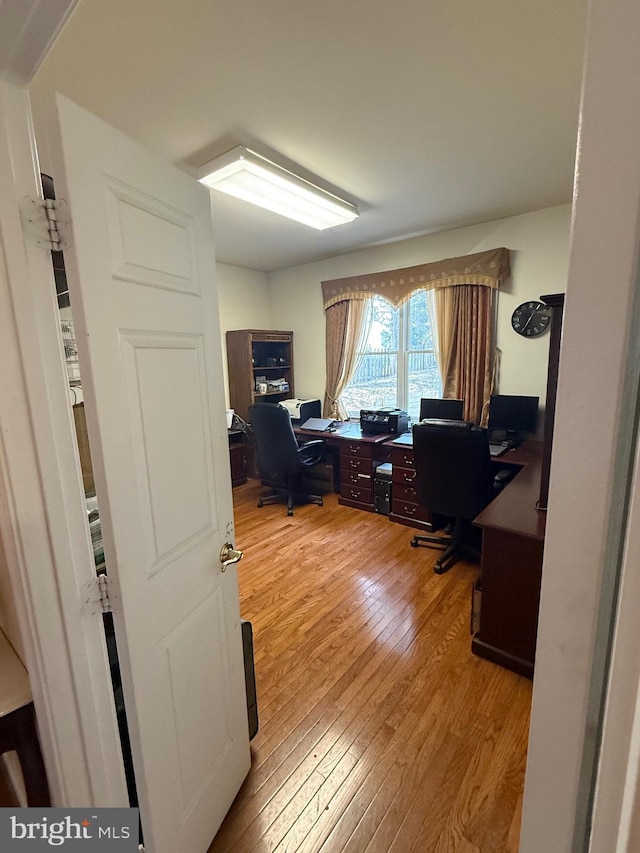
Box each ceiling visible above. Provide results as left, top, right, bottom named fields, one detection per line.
left=25, top=0, right=587, bottom=272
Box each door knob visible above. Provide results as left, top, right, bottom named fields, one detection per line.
left=220, top=542, right=243, bottom=572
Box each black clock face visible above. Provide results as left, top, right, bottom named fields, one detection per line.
left=511, top=301, right=552, bottom=337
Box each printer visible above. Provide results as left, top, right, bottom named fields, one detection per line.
left=279, top=398, right=322, bottom=424
left=360, top=407, right=409, bottom=435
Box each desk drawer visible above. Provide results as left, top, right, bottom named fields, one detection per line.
left=393, top=483, right=418, bottom=503
left=391, top=498, right=432, bottom=525
left=391, top=448, right=415, bottom=469
left=394, top=467, right=418, bottom=486
left=342, top=470, right=372, bottom=488
left=340, top=440, right=373, bottom=460
left=340, top=483, right=373, bottom=504
left=342, top=455, right=371, bottom=475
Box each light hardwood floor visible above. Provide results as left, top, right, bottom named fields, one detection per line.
left=209, top=481, right=531, bottom=853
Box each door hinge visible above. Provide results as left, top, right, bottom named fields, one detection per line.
left=83, top=573, right=118, bottom=615
left=20, top=196, right=72, bottom=251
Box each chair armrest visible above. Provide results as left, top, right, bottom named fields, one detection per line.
left=493, top=467, right=516, bottom=492
left=297, top=439, right=324, bottom=451
left=297, top=439, right=325, bottom=466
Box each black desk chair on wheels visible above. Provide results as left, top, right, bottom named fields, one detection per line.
left=410, top=418, right=498, bottom=574
left=248, top=403, right=325, bottom=516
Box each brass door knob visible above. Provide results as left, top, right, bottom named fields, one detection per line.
left=220, top=542, right=243, bottom=572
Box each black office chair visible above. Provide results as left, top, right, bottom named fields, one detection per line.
left=410, top=418, right=497, bottom=574
left=248, top=403, right=325, bottom=516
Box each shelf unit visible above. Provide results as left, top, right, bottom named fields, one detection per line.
left=226, top=329, right=294, bottom=422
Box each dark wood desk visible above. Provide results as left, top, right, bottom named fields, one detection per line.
left=296, top=423, right=393, bottom=512
left=228, top=428, right=248, bottom=487
left=472, top=442, right=544, bottom=678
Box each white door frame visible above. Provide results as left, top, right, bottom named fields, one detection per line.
left=520, top=0, right=640, bottom=849
left=0, top=79, right=127, bottom=806
left=589, top=430, right=640, bottom=853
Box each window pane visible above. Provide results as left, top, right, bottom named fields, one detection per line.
left=341, top=353, right=398, bottom=418
left=367, top=295, right=399, bottom=351
left=407, top=351, right=442, bottom=419
left=409, top=289, right=434, bottom=350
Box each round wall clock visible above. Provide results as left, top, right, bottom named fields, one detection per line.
left=511, top=301, right=551, bottom=337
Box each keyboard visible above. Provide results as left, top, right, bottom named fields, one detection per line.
left=489, top=443, right=508, bottom=457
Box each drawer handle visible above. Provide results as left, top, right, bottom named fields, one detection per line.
left=403, top=505, right=417, bottom=515
left=349, top=446, right=359, bottom=454
left=350, top=460, right=360, bottom=468
left=403, top=471, right=416, bottom=482
left=350, top=490, right=360, bottom=498
left=403, top=454, right=414, bottom=466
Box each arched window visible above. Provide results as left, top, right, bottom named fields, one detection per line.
left=341, top=290, right=441, bottom=420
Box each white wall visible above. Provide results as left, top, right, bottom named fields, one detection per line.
left=216, top=263, right=271, bottom=406
left=268, top=204, right=572, bottom=407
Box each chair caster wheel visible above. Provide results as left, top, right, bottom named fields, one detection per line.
left=319, top=499, right=324, bottom=506
left=410, top=539, right=419, bottom=548
left=434, top=562, right=447, bottom=575
left=258, top=500, right=264, bottom=508
left=287, top=509, right=293, bottom=516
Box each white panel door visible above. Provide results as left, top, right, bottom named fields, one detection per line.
left=48, top=95, right=250, bottom=852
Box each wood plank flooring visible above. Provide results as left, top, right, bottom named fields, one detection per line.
left=209, top=482, right=532, bottom=853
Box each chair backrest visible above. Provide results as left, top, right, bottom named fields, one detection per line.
left=412, top=419, right=494, bottom=520
left=419, top=397, right=464, bottom=421
left=248, top=403, right=302, bottom=475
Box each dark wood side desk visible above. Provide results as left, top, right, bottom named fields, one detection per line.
left=228, top=428, right=248, bottom=487
left=472, top=442, right=545, bottom=678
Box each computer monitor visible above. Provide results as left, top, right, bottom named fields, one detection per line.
left=419, top=398, right=464, bottom=421
left=488, top=395, right=539, bottom=436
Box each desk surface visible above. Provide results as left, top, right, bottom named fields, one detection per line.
left=474, top=445, right=545, bottom=540
left=296, top=422, right=392, bottom=445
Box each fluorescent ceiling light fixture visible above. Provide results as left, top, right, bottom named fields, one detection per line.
left=198, top=146, right=358, bottom=230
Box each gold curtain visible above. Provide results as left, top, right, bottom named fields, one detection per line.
left=323, top=298, right=371, bottom=420
left=433, top=284, right=496, bottom=425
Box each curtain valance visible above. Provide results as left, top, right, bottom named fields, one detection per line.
left=321, top=247, right=510, bottom=309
